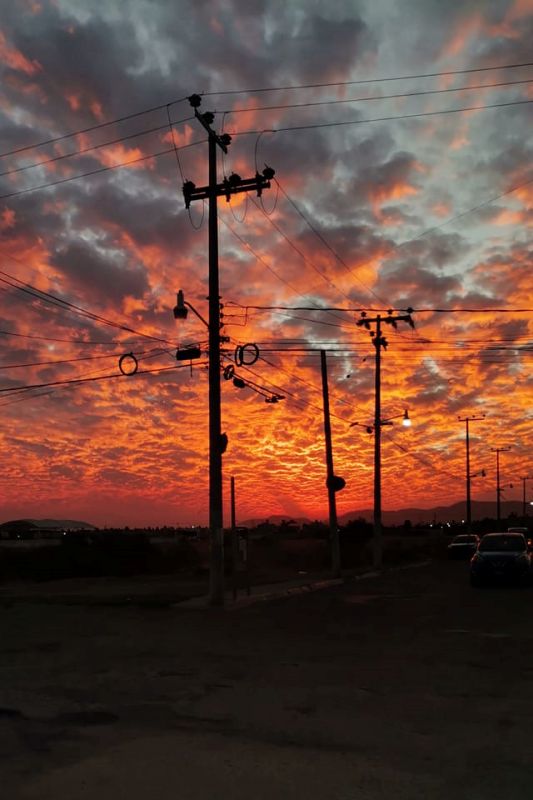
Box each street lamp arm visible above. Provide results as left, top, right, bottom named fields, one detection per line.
left=381, top=409, right=411, bottom=425
left=350, top=409, right=410, bottom=431
left=185, top=300, right=209, bottom=329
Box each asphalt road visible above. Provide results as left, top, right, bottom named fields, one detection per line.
left=1, top=559, right=533, bottom=799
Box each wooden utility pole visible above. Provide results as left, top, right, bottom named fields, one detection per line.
left=184, top=94, right=274, bottom=606
left=320, top=350, right=342, bottom=577
left=373, top=316, right=383, bottom=569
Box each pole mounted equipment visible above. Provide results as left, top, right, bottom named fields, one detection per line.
left=234, top=343, right=259, bottom=366
left=118, top=352, right=138, bottom=375
left=176, top=346, right=202, bottom=361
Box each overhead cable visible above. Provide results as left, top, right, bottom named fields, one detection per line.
left=0, top=96, right=189, bottom=159
left=0, top=115, right=194, bottom=179
left=0, top=139, right=206, bottom=200
left=223, top=78, right=533, bottom=115
left=228, top=99, right=533, bottom=137
left=201, top=61, right=533, bottom=96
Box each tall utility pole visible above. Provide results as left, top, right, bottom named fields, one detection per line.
left=491, top=446, right=511, bottom=524
left=458, top=415, right=485, bottom=532
left=356, top=310, right=415, bottom=569
left=457, top=414, right=485, bottom=533
left=183, top=94, right=274, bottom=606
left=520, top=476, right=532, bottom=518
left=320, top=351, right=344, bottom=577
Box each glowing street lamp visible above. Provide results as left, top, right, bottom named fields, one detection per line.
left=350, top=409, right=411, bottom=433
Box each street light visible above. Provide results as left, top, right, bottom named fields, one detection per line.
left=355, top=310, right=415, bottom=570
left=458, top=415, right=485, bottom=532
left=490, top=446, right=511, bottom=524
left=173, top=290, right=209, bottom=328
left=520, top=476, right=532, bottom=518
left=350, top=409, right=411, bottom=433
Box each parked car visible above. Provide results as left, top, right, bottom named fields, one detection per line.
left=470, top=532, right=531, bottom=587
left=507, top=527, right=532, bottom=549
left=447, top=534, right=479, bottom=559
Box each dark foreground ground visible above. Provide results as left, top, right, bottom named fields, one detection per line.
left=1, top=560, right=533, bottom=799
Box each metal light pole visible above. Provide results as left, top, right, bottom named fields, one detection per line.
left=521, top=476, right=532, bottom=518
left=373, top=317, right=383, bottom=569
left=356, top=310, right=415, bottom=569
left=320, top=351, right=343, bottom=577
left=458, top=415, right=485, bottom=532
left=491, top=446, right=511, bottom=524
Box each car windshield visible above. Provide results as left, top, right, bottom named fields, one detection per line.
left=479, top=535, right=526, bottom=552
left=453, top=535, right=476, bottom=543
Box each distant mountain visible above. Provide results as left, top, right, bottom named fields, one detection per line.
left=339, top=500, right=526, bottom=526
left=239, top=500, right=527, bottom=529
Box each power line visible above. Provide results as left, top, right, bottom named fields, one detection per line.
left=0, top=139, right=206, bottom=200
left=219, top=211, right=355, bottom=330
left=253, top=348, right=363, bottom=416
left=272, top=172, right=533, bottom=311
left=229, top=99, right=533, bottom=137
left=202, top=61, right=533, bottom=96
left=3, top=107, right=529, bottom=206
left=3, top=61, right=530, bottom=160
left=247, top=194, right=365, bottom=314
left=223, top=78, right=533, bottom=115
left=0, top=115, right=194, bottom=179
left=0, top=97, right=189, bottom=159
left=0, top=362, right=201, bottom=395
left=0, top=347, right=170, bottom=371
left=0, top=264, right=176, bottom=344
left=226, top=302, right=533, bottom=314
left=0, top=389, right=56, bottom=408
left=0, top=328, right=153, bottom=346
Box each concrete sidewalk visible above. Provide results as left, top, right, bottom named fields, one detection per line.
left=178, top=574, right=345, bottom=609
left=177, top=561, right=430, bottom=609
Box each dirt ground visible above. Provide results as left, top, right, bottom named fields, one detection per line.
left=2, top=560, right=533, bottom=799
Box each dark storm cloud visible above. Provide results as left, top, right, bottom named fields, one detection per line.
left=52, top=239, right=149, bottom=303
left=77, top=178, right=200, bottom=250
left=1, top=3, right=189, bottom=126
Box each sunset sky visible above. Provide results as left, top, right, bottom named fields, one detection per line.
left=0, top=0, right=531, bottom=527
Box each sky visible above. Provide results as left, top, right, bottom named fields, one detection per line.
left=0, top=0, right=532, bottom=527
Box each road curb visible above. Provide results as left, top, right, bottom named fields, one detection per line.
left=177, top=560, right=433, bottom=610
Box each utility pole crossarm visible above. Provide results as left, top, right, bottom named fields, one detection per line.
left=183, top=170, right=274, bottom=208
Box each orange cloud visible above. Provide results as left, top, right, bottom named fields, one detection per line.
left=96, top=144, right=150, bottom=170
left=370, top=181, right=418, bottom=220
left=0, top=207, right=16, bottom=230
left=0, top=29, right=42, bottom=76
